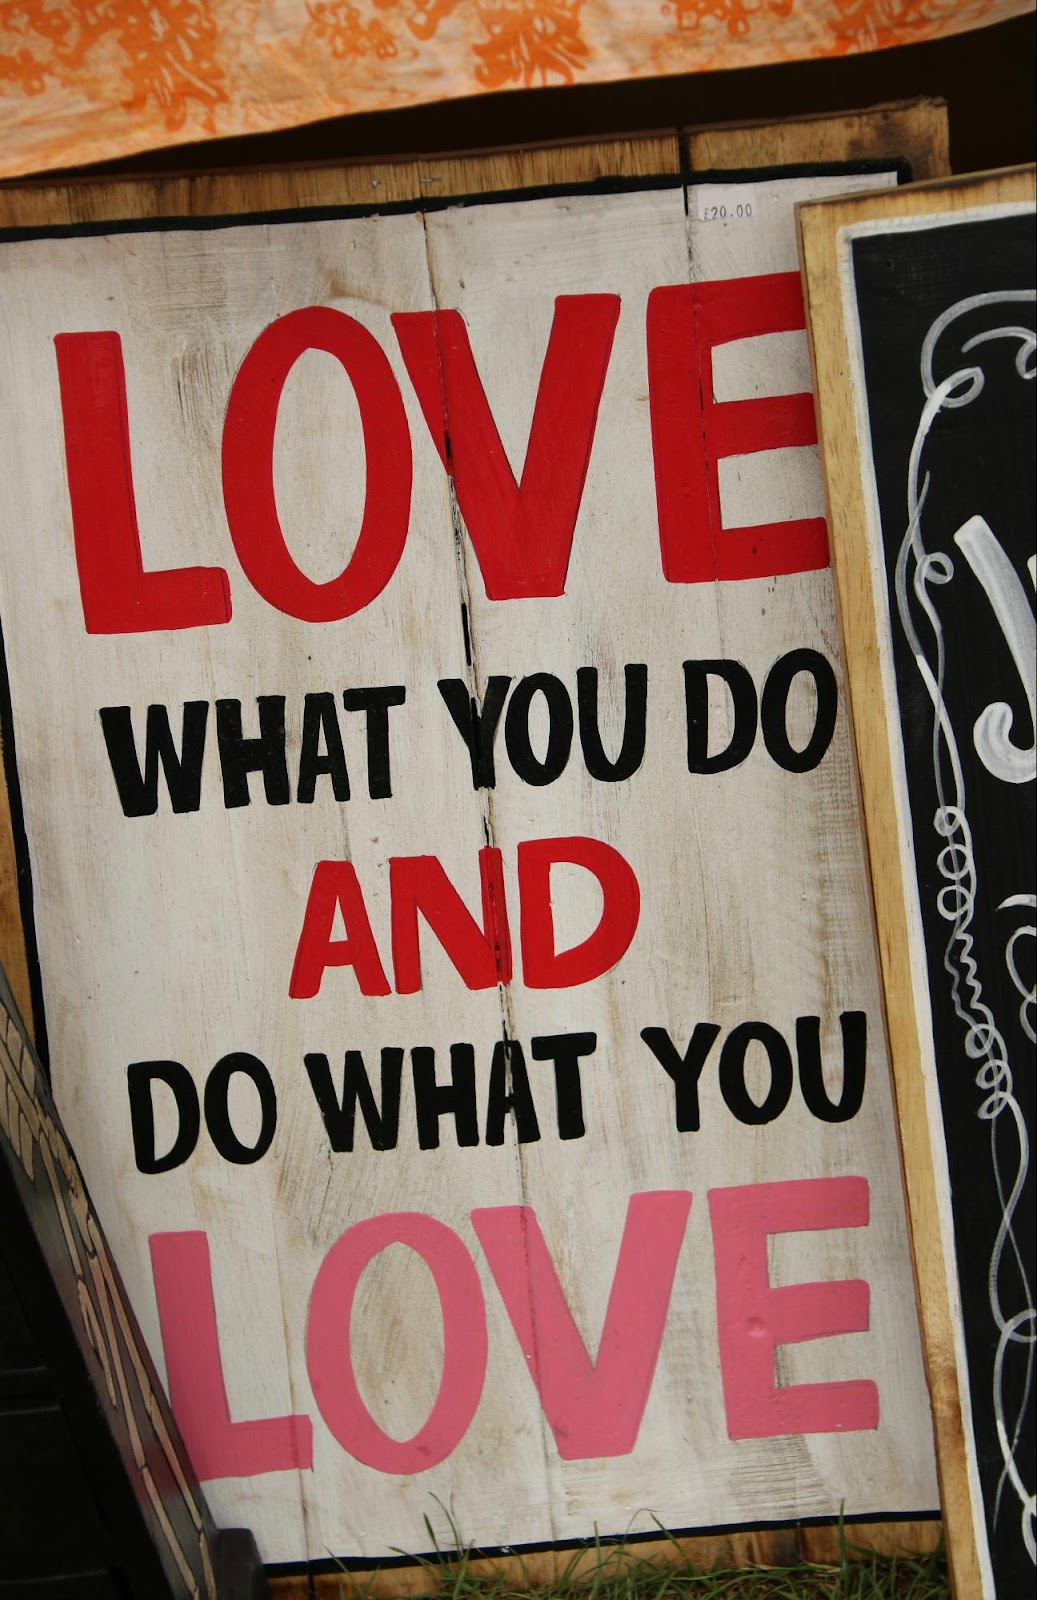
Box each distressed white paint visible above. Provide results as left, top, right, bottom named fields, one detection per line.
left=0, top=176, right=937, bottom=1563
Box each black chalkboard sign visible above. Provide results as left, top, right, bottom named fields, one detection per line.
left=850, top=212, right=1035, bottom=1598
left=800, top=174, right=1035, bottom=1600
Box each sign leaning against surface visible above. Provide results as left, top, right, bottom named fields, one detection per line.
left=800, top=169, right=1036, bottom=1600
left=0, top=167, right=939, bottom=1564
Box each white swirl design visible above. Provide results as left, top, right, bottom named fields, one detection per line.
left=1000, top=893, right=1037, bottom=1046
left=896, top=289, right=1036, bottom=1572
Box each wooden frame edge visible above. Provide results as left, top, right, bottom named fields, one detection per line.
left=797, top=163, right=1036, bottom=1600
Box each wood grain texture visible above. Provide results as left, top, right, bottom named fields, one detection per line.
left=0, top=735, right=31, bottom=1032
left=686, top=100, right=950, bottom=182
left=0, top=131, right=675, bottom=1056
left=0, top=135, right=682, bottom=229
left=0, top=107, right=946, bottom=1052
left=798, top=164, right=1036, bottom=1600
left=0, top=111, right=949, bottom=1587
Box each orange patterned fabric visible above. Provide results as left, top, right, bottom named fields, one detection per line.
left=0, top=0, right=1030, bottom=178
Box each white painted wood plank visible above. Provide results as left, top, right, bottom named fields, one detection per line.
left=0, top=179, right=938, bottom=1563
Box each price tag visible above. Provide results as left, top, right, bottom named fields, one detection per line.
left=696, top=184, right=757, bottom=223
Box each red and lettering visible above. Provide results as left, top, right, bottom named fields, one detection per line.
left=56, top=276, right=828, bottom=633
left=646, top=271, right=829, bottom=584
left=289, top=859, right=391, bottom=1000
left=221, top=306, right=412, bottom=622
left=290, top=836, right=640, bottom=999
left=54, top=332, right=231, bottom=634
left=390, top=847, right=511, bottom=994
left=392, top=295, right=620, bottom=598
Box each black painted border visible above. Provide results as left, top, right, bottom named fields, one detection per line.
left=0, top=160, right=931, bottom=1568
left=265, top=1506, right=941, bottom=1577
left=0, top=157, right=907, bottom=244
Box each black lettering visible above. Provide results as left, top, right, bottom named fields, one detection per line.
left=437, top=676, right=512, bottom=789
left=505, top=673, right=573, bottom=786
left=100, top=702, right=208, bottom=817
left=342, top=685, right=406, bottom=799
left=760, top=649, right=838, bottom=772
left=411, top=1043, right=479, bottom=1149
left=485, top=1039, right=540, bottom=1146
left=640, top=1023, right=720, bottom=1131
left=203, top=1053, right=277, bottom=1164
left=577, top=665, right=648, bottom=781
left=127, top=1060, right=200, bottom=1174
left=718, top=1022, right=793, bottom=1125
left=796, top=1012, right=867, bottom=1122
left=531, top=1031, right=596, bottom=1139
left=684, top=660, right=757, bottom=774
left=216, top=696, right=290, bottom=807
left=304, top=1048, right=403, bottom=1151
left=297, top=692, right=350, bottom=803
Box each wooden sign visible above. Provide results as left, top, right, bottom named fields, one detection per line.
left=0, top=124, right=943, bottom=1575
left=0, top=961, right=262, bottom=1597
left=799, top=168, right=1036, bottom=1598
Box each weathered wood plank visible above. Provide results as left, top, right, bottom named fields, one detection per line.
left=0, top=135, right=682, bottom=227
left=687, top=99, right=950, bottom=182
left=0, top=110, right=949, bottom=1587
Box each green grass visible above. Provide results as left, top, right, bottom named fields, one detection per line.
left=336, top=1518, right=949, bottom=1599
left=390, top=1548, right=949, bottom=1600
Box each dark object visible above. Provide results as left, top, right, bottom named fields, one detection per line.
left=0, top=967, right=267, bottom=1598
left=63, top=16, right=1034, bottom=184
left=852, top=211, right=1036, bottom=1595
